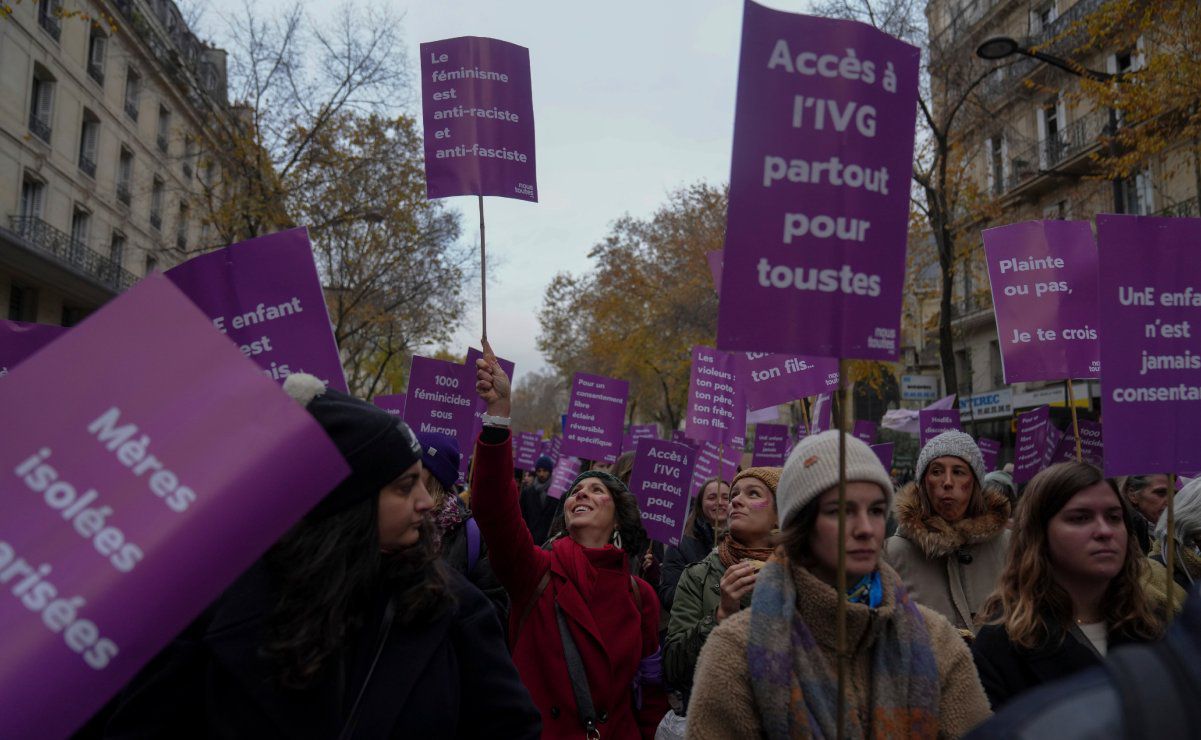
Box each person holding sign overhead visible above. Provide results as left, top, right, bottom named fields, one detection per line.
left=664, top=468, right=779, bottom=712
left=471, top=346, right=669, bottom=739
left=103, top=375, right=539, bottom=739
left=686, top=432, right=990, bottom=738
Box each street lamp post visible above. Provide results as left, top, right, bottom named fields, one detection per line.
left=976, top=36, right=1124, bottom=213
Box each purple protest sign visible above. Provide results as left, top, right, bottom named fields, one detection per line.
left=514, top=431, right=541, bottom=470
left=1043, top=425, right=1065, bottom=468
left=983, top=220, right=1101, bottom=383
left=165, top=228, right=347, bottom=392
left=403, top=356, right=476, bottom=481
left=1051, top=420, right=1104, bottom=467
left=671, top=429, right=691, bottom=445
left=871, top=443, right=894, bottom=471
left=0, top=320, right=68, bottom=378
left=853, top=420, right=877, bottom=445
left=1014, top=406, right=1051, bottom=484
left=733, top=351, right=840, bottom=411
left=688, top=440, right=742, bottom=496
left=716, top=2, right=920, bottom=359
left=686, top=346, right=747, bottom=444
left=1098, top=215, right=1201, bottom=476
left=420, top=37, right=537, bottom=202
left=548, top=435, right=562, bottom=463
left=546, top=456, right=582, bottom=499
left=631, top=423, right=658, bottom=442
left=977, top=438, right=1001, bottom=472
left=707, top=250, right=724, bottom=295
left=0, top=274, right=348, bottom=738
left=539, top=438, right=551, bottom=458
left=752, top=423, right=790, bottom=466
left=373, top=393, right=406, bottom=418
left=562, top=373, right=628, bottom=463
left=919, top=409, right=962, bottom=446
left=628, top=439, right=697, bottom=546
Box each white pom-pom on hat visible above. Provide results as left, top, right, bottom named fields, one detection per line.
left=282, top=373, right=327, bottom=407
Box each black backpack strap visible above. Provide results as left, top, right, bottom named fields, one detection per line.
left=1105, top=643, right=1196, bottom=739
left=555, top=603, right=601, bottom=738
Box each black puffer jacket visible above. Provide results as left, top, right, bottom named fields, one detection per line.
left=658, top=518, right=716, bottom=612
left=438, top=503, right=509, bottom=627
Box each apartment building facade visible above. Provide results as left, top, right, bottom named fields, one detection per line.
left=907, top=0, right=1200, bottom=451
left=0, top=0, right=229, bottom=326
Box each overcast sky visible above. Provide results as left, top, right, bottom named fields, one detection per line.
left=202, top=0, right=815, bottom=387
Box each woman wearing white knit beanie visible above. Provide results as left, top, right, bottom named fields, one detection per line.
left=884, top=430, right=1010, bottom=633
left=686, top=431, right=990, bottom=739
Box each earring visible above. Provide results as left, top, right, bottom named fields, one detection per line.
left=611, top=529, right=622, bottom=549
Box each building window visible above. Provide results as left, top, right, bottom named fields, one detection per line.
left=37, top=0, right=62, bottom=41
left=183, top=136, right=195, bottom=179
left=29, top=67, right=55, bottom=143
left=176, top=202, right=189, bottom=250
left=1038, top=97, right=1066, bottom=168
left=70, top=207, right=91, bottom=259
left=19, top=177, right=46, bottom=221
left=987, top=135, right=1006, bottom=196
left=145, top=253, right=158, bottom=275
left=1031, top=3, right=1058, bottom=35
left=110, top=231, right=126, bottom=268
left=1043, top=199, right=1070, bottom=220
left=79, top=109, right=100, bottom=178
left=955, top=348, right=972, bottom=396
left=157, top=106, right=171, bottom=154
left=150, top=177, right=164, bottom=230
left=87, top=26, right=107, bottom=85
left=8, top=283, right=39, bottom=322
left=989, top=341, right=1004, bottom=388
left=124, top=68, right=141, bottom=121
left=1121, top=170, right=1155, bottom=215
left=61, top=306, right=90, bottom=327
left=117, top=147, right=133, bottom=205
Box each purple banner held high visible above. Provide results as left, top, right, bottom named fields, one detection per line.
left=983, top=220, right=1101, bottom=383
left=546, top=456, right=582, bottom=500
left=686, top=346, right=747, bottom=444
left=373, top=394, right=406, bottom=418
left=1014, top=406, right=1051, bottom=484
left=1044, top=425, right=1065, bottom=468
left=919, top=409, right=962, bottom=447
left=514, top=431, right=541, bottom=470
left=465, top=347, right=517, bottom=478
left=853, top=420, right=877, bottom=445
left=0, top=274, right=348, bottom=739
left=403, top=356, right=476, bottom=482
left=562, top=373, right=628, bottom=463
left=688, top=440, right=742, bottom=497
left=977, top=438, right=1001, bottom=472
left=0, top=320, right=68, bottom=378
left=1098, top=215, right=1201, bottom=476
left=420, top=36, right=537, bottom=202
left=752, top=423, right=790, bottom=466
left=871, top=443, right=894, bottom=471
left=1051, top=420, right=1104, bottom=467
left=716, top=1, right=921, bottom=360
left=165, top=228, right=347, bottom=392
left=734, top=351, right=840, bottom=411
left=628, top=439, right=697, bottom=546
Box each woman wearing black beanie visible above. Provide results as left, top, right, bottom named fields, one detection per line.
left=102, top=374, right=539, bottom=739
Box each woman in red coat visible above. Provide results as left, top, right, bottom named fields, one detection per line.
left=472, top=345, right=668, bottom=738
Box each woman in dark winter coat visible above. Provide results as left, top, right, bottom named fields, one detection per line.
left=885, top=431, right=1010, bottom=632
left=657, top=477, right=730, bottom=612
left=1151, top=477, right=1201, bottom=590
left=103, top=374, right=539, bottom=739
left=417, top=431, right=509, bottom=624
left=1122, top=474, right=1172, bottom=554
left=972, top=461, right=1164, bottom=710
left=472, top=348, right=669, bottom=739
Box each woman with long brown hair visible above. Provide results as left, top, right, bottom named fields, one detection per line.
left=971, top=461, right=1164, bottom=709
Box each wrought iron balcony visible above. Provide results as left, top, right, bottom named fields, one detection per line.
left=87, top=62, right=105, bottom=85
left=28, top=113, right=51, bottom=143
left=7, top=216, right=138, bottom=292
left=116, top=182, right=131, bottom=205
left=1156, top=196, right=1200, bottom=218
left=79, top=155, right=97, bottom=179
left=38, top=9, right=61, bottom=41
left=124, top=99, right=139, bottom=121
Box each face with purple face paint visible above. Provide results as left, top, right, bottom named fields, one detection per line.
left=727, top=477, right=777, bottom=546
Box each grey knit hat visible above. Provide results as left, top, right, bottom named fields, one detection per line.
left=916, top=431, right=986, bottom=484
left=776, top=430, right=895, bottom=527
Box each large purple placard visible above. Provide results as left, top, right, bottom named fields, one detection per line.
left=688, top=440, right=742, bottom=496
left=0, top=320, right=67, bottom=378
left=734, top=351, right=840, bottom=411
left=373, top=393, right=406, bottom=418
left=1098, top=215, right=1201, bottom=476
left=562, top=373, right=628, bottom=463
left=165, top=228, right=347, bottom=392
left=514, top=431, right=541, bottom=470
left=977, top=438, right=1001, bottom=472
left=420, top=36, right=537, bottom=201
left=0, top=275, right=348, bottom=738
left=1051, top=420, right=1104, bottom=467
left=546, top=456, right=582, bottom=500
left=628, top=439, right=697, bottom=546
left=871, top=443, right=894, bottom=471
left=1043, top=425, right=1065, bottom=468
left=1014, top=406, right=1051, bottom=484
left=686, top=346, right=746, bottom=444
left=716, top=2, right=920, bottom=359
left=403, top=356, right=476, bottom=481
left=853, top=420, right=877, bottom=444
left=919, top=409, right=961, bottom=446
left=752, top=423, right=790, bottom=466
left=983, top=220, right=1100, bottom=383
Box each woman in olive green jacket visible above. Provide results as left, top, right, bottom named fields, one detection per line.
left=663, top=467, right=780, bottom=709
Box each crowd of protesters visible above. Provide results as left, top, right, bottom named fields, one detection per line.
left=80, top=345, right=1201, bottom=739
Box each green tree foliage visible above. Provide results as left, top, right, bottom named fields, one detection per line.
left=537, top=183, right=726, bottom=430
